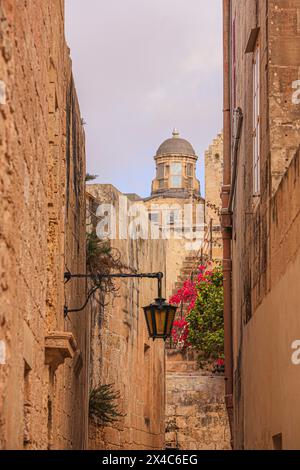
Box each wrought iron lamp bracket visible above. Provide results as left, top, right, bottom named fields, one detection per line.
left=64, top=271, right=164, bottom=318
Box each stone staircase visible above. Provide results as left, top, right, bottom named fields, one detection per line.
left=165, top=250, right=231, bottom=451
left=166, top=350, right=199, bottom=374
left=165, top=350, right=231, bottom=450
left=171, top=250, right=201, bottom=297
left=167, top=250, right=201, bottom=350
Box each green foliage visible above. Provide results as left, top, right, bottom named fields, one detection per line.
left=85, top=173, right=98, bottom=182
left=86, top=230, right=111, bottom=272
left=187, top=267, right=224, bottom=359
left=89, top=384, right=125, bottom=426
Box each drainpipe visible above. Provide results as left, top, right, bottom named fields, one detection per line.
left=222, top=0, right=234, bottom=448
left=228, top=107, right=243, bottom=212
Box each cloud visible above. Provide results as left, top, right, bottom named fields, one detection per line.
left=65, top=0, right=223, bottom=197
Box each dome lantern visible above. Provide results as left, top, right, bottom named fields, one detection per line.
left=151, top=130, right=201, bottom=197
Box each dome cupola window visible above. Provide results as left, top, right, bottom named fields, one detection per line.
left=157, top=163, right=164, bottom=179
left=170, top=162, right=182, bottom=188
left=186, top=163, right=193, bottom=177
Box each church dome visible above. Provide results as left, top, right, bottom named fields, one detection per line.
left=156, top=129, right=196, bottom=157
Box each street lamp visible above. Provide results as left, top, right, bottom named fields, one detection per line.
left=64, top=271, right=177, bottom=341
left=142, top=273, right=177, bottom=341
left=143, top=298, right=177, bottom=341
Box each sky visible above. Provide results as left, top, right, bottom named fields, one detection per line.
left=65, top=1, right=223, bottom=198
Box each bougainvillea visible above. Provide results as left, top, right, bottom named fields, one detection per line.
left=170, top=278, right=197, bottom=312
left=170, top=264, right=224, bottom=359
left=171, top=318, right=190, bottom=350
left=213, top=358, right=225, bottom=374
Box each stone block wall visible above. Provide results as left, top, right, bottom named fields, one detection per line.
left=0, top=1, right=88, bottom=449
left=165, top=351, right=230, bottom=450
left=86, top=185, right=166, bottom=450
left=205, top=133, right=223, bottom=225
left=268, top=0, right=300, bottom=194
left=239, top=147, right=300, bottom=449
left=142, top=195, right=205, bottom=298
left=205, top=132, right=223, bottom=261
left=229, top=0, right=300, bottom=449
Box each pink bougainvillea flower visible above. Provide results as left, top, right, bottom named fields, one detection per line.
left=171, top=316, right=190, bottom=349
left=198, top=265, right=206, bottom=273
left=170, top=264, right=223, bottom=354
left=216, top=358, right=225, bottom=367
left=169, top=279, right=197, bottom=308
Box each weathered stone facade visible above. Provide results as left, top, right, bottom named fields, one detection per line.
left=84, top=134, right=223, bottom=451
left=86, top=185, right=166, bottom=450
left=0, top=1, right=88, bottom=449
left=161, top=131, right=228, bottom=450
left=144, top=131, right=205, bottom=298
left=165, top=351, right=230, bottom=450
left=205, top=133, right=223, bottom=261
left=205, top=133, right=223, bottom=226
left=225, top=0, right=300, bottom=449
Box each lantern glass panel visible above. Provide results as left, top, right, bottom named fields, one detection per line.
left=166, top=307, right=176, bottom=336
left=144, top=307, right=154, bottom=336
left=143, top=299, right=177, bottom=340
left=155, top=308, right=167, bottom=336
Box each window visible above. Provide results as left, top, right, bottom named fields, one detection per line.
left=149, top=212, right=159, bottom=224
left=253, top=44, right=260, bottom=196
left=157, top=164, right=164, bottom=179
left=170, top=176, right=181, bottom=188
left=170, top=162, right=182, bottom=175
left=186, top=163, right=193, bottom=177
left=170, top=162, right=182, bottom=188
left=186, top=163, right=193, bottom=188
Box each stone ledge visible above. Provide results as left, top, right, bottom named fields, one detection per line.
left=45, top=332, right=78, bottom=372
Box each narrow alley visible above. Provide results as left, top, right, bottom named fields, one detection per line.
left=0, top=0, right=300, bottom=459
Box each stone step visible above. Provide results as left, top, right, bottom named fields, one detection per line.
left=181, top=267, right=197, bottom=273
left=166, top=361, right=199, bottom=373
left=181, top=264, right=199, bottom=271
left=179, top=269, right=195, bottom=276
left=177, top=277, right=189, bottom=283
left=182, top=259, right=199, bottom=265
left=183, top=255, right=199, bottom=260
left=182, top=260, right=198, bottom=266
left=166, top=349, right=198, bottom=361
left=171, top=250, right=201, bottom=301
left=180, top=269, right=196, bottom=275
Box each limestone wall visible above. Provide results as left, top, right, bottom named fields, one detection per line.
left=205, top=133, right=223, bottom=261
left=165, top=351, right=230, bottom=450
left=205, top=133, right=223, bottom=225
left=143, top=196, right=205, bottom=298
left=0, top=1, right=88, bottom=449
left=229, top=0, right=300, bottom=449
left=237, top=147, right=300, bottom=449
left=87, top=185, right=166, bottom=450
